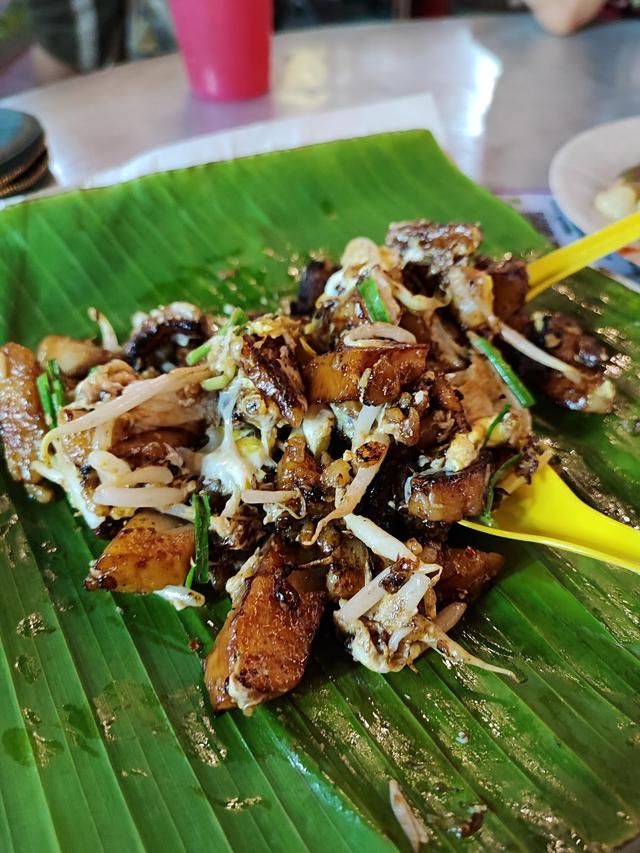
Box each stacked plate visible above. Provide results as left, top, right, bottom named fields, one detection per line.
left=0, top=108, right=50, bottom=198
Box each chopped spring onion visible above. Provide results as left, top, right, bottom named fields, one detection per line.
left=184, top=563, right=195, bottom=590
left=476, top=452, right=523, bottom=527
left=186, top=340, right=213, bottom=366
left=481, top=404, right=511, bottom=449
left=218, top=307, right=248, bottom=340
left=37, top=359, right=66, bottom=428
left=187, top=308, right=248, bottom=366
left=201, top=364, right=237, bottom=392
left=187, top=493, right=211, bottom=586
left=223, top=306, right=248, bottom=329
left=469, top=333, right=535, bottom=408
left=47, top=360, right=65, bottom=414
left=36, top=372, right=56, bottom=427
left=358, top=276, right=391, bottom=323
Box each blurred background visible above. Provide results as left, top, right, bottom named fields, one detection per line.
left=0, top=0, right=523, bottom=98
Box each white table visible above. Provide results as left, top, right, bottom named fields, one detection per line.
left=2, top=14, right=639, bottom=189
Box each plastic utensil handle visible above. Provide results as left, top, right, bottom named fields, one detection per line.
left=460, top=465, right=640, bottom=574
left=459, top=517, right=640, bottom=574
left=526, top=210, right=640, bottom=301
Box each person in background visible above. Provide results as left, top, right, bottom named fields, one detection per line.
left=27, top=0, right=175, bottom=83
left=521, top=0, right=639, bottom=34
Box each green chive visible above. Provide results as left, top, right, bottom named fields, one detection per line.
left=228, top=307, right=248, bottom=326
left=189, top=493, right=211, bottom=585
left=481, top=404, right=511, bottom=449
left=476, top=452, right=523, bottom=527
left=219, top=307, right=248, bottom=336
left=201, top=366, right=236, bottom=392
left=469, top=333, right=535, bottom=408
left=46, top=360, right=65, bottom=414
left=358, top=276, right=391, bottom=323
left=186, top=340, right=213, bottom=366
left=187, top=308, right=248, bottom=365
left=36, top=372, right=56, bottom=427
left=184, top=563, right=196, bottom=590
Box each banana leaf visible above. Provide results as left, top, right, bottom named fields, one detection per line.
left=1, top=131, right=639, bottom=853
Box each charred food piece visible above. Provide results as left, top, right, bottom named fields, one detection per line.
left=534, top=371, right=615, bottom=414
left=0, top=343, right=47, bottom=485
left=526, top=311, right=615, bottom=414
left=416, top=372, right=469, bottom=450
left=324, top=533, right=373, bottom=602
left=399, top=310, right=431, bottom=344
left=124, top=303, right=207, bottom=371
left=276, top=433, right=322, bottom=497
left=37, top=336, right=111, bottom=378
left=292, top=259, right=338, bottom=315
left=407, top=454, right=491, bottom=523
left=110, top=428, right=196, bottom=467
left=304, top=344, right=429, bottom=405
left=531, top=312, right=608, bottom=369
left=475, top=255, right=530, bottom=330
left=386, top=220, right=482, bottom=273
left=435, top=545, right=505, bottom=606
left=240, top=335, right=307, bottom=427
left=84, top=511, right=195, bottom=592
left=307, top=289, right=370, bottom=353
left=208, top=543, right=263, bottom=594
left=401, top=262, right=442, bottom=298
left=205, top=538, right=326, bottom=714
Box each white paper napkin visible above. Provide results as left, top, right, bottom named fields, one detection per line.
left=86, top=92, right=445, bottom=187
left=0, top=92, right=443, bottom=209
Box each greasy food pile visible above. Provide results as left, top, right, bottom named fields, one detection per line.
left=0, top=220, right=615, bottom=715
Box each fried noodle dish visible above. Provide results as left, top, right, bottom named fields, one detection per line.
left=0, top=220, right=615, bottom=714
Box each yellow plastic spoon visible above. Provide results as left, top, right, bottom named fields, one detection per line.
left=526, top=209, right=640, bottom=301
left=459, top=464, right=640, bottom=574
left=460, top=215, right=640, bottom=569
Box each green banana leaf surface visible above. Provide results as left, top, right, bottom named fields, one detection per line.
left=0, top=131, right=639, bottom=852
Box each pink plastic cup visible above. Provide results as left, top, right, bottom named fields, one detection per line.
left=170, top=0, right=272, bottom=101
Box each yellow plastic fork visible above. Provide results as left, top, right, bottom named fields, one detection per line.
left=457, top=214, right=640, bottom=571
left=460, top=464, right=640, bottom=574
left=526, top=210, right=640, bottom=301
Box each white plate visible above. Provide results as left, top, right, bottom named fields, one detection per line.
left=549, top=116, right=640, bottom=262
